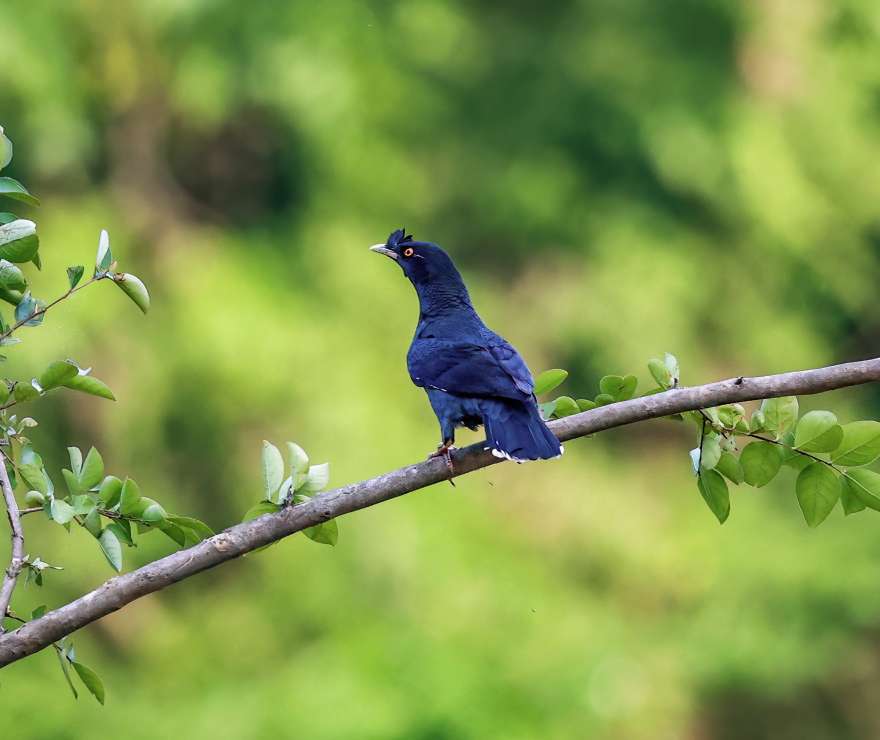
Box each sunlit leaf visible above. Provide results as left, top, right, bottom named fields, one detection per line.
left=78, top=447, right=104, bottom=489
left=760, top=397, right=799, bottom=438
left=0, top=128, right=11, bottom=171
left=844, top=468, right=880, bottom=512
left=96, top=229, right=112, bottom=271
left=261, top=441, right=284, bottom=499
left=0, top=219, right=39, bottom=262
left=831, top=421, right=880, bottom=467
left=113, top=273, right=150, bottom=314
left=533, top=369, right=568, bottom=396
left=794, top=410, right=842, bottom=453
left=38, top=360, right=79, bottom=390
left=98, top=475, right=123, bottom=507
left=71, top=662, right=105, bottom=705
left=50, top=498, right=75, bottom=525
left=62, top=373, right=115, bottom=401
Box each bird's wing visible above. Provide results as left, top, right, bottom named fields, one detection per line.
left=408, top=337, right=533, bottom=400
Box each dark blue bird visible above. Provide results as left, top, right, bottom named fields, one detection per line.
left=371, top=228, right=563, bottom=471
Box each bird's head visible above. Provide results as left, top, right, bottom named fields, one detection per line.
left=370, top=228, right=462, bottom=288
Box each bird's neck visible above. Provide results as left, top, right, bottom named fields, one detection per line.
left=412, top=275, right=475, bottom=320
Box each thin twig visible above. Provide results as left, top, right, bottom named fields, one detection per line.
left=0, top=451, right=23, bottom=633
left=1, top=355, right=880, bottom=665
left=0, top=275, right=101, bottom=344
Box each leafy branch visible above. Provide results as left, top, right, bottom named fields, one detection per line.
left=2, top=354, right=880, bottom=670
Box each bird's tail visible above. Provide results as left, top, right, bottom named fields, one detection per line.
left=479, top=398, right=563, bottom=462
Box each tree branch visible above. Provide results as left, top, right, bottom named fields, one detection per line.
left=0, top=450, right=24, bottom=634
left=1, top=356, right=879, bottom=667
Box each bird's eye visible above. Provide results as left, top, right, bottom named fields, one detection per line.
left=403, top=247, right=414, bottom=257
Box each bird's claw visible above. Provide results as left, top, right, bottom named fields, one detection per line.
left=429, top=443, right=457, bottom=484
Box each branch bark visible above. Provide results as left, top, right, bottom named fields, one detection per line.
left=0, top=451, right=25, bottom=633
left=1, top=356, right=879, bottom=667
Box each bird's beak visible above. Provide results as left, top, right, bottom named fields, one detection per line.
left=369, top=244, right=398, bottom=260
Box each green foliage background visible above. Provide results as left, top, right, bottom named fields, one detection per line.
left=3, top=1, right=880, bottom=737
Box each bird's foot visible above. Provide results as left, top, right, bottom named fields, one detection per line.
left=429, top=443, right=457, bottom=483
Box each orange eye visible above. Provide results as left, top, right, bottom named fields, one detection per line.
left=403, top=247, right=414, bottom=257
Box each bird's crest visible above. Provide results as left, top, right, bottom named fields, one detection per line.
left=387, top=228, right=413, bottom=248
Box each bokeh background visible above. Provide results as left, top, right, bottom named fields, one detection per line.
left=2, top=1, right=880, bottom=737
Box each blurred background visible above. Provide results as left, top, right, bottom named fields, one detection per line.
left=2, top=0, right=880, bottom=737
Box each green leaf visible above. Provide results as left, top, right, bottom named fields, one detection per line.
left=286, top=441, right=309, bottom=473
left=796, top=462, right=840, bottom=527
left=14, top=292, right=44, bottom=326
left=844, top=468, right=880, bottom=512
left=0, top=213, right=15, bottom=225
left=760, top=397, right=799, bottom=438
left=299, top=463, right=330, bottom=493
left=71, top=662, right=105, bottom=705
left=96, top=229, right=112, bottom=271
left=648, top=358, right=671, bottom=389
left=39, top=360, right=79, bottom=390
left=98, top=528, right=123, bottom=571
left=66, top=265, right=84, bottom=290
left=0, top=259, right=25, bottom=291
left=794, top=410, right=842, bottom=453
left=0, top=219, right=39, bottom=262
left=538, top=400, right=556, bottom=420
left=23, top=490, right=45, bottom=506
left=107, top=520, right=134, bottom=546
left=715, top=451, right=744, bottom=485
left=750, top=409, right=766, bottom=433
left=697, top=469, right=729, bottom=524
left=576, top=398, right=597, bottom=412
left=71, top=494, right=96, bottom=515
left=552, top=396, right=579, bottom=417
left=740, top=440, right=783, bottom=487
left=83, top=508, right=102, bottom=537
left=62, top=468, right=82, bottom=496
left=533, top=369, right=568, bottom=396
left=158, top=521, right=187, bottom=546
left=78, top=447, right=104, bottom=489
left=261, top=440, right=284, bottom=500
left=716, top=404, right=745, bottom=428
left=700, top=434, right=722, bottom=470
left=119, top=478, right=142, bottom=516
left=166, top=515, right=214, bottom=544
left=831, top=421, right=880, bottom=467
left=13, top=381, right=39, bottom=403
left=243, top=500, right=281, bottom=522
left=67, top=446, right=83, bottom=477
left=62, top=373, right=115, bottom=400
left=664, top=353, right=679, bottom=387
left=56, top=649, right=78, bottom=699
left=19, top=463, right=48, bottom=494
left=0, top=177, right=38, bottom=206
left=304, top=519, right=339, bottom=546
left=140, top=500, right=167, bottom=523
left=113, top=273, right=150, bottom=314
left=50, top=499, right=76, bottom=525
left=31, top=604, right=46, bottom=619
left=98, top=475, right=123, bottom=507
left=840, top=476, right=867, bottom=516
left=598, top=374, right=638, bottom=401
left=593, top=393, right=615, bottom=406
left=0, top=128, right=11, bottom=171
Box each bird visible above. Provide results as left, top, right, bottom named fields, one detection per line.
left=370, top=228, right=563, bottom=473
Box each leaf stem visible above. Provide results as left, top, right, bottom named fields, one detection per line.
left=0, top=274, right=103, bottom=343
